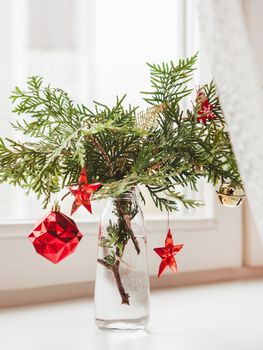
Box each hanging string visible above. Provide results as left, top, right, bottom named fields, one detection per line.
left=167, top=209, right=170, bottom=232
left=50, top=192, right=59, bottom=208
left=53, top=192, right=58, bottom=204
left=51, top=192, right=60, bottom=212
left=165, top=192, right=170, bottom=231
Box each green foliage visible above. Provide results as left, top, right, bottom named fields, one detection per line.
left=103, top=252, right=116, bottom=266
left=100, top=220, right=126, bottom=256
left=0, top=54, right=242, bottom=210
left=142, top=53, right=198, bottom=105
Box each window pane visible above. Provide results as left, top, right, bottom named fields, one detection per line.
left=28, top=0, right=77, bottom=50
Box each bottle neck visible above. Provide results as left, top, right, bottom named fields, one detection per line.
left=112, top=187, right=138, bottom=202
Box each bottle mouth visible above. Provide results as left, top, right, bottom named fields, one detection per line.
left=114, top=187, right=138, bottom=201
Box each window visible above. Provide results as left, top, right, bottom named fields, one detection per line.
left=0, top=0, right=243, bottom=293
left=1, top=0, right=212, bottom=222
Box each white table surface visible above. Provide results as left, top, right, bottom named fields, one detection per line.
left=1, top=279, right=263, bottom=350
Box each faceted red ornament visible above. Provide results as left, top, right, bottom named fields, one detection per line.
left=154, top=228, right=183, bottom=278
left=196, top=90, right=216, bottom=124
left=28, top=209, right=83, bottom=264
left=68, top=168, right=101, bottom=215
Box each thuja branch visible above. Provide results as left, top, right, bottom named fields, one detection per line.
left=0, top=55, right=242, bottom=210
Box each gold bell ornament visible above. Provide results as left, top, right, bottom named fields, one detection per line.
left=216, top=183, right=245, bottom=208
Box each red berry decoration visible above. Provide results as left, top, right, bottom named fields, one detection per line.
left=154, top=228, right=183, bottom=277
left=28, top=203, right=83, bottom=264
left=196, top=90, right=216, bottom=124
left=68, top=168, right=101, bottom=215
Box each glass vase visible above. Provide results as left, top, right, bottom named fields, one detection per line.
left=94, top=189, right=150, bottom=330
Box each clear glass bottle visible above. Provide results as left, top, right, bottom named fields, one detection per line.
left=94, top=188, right=150, bottom=330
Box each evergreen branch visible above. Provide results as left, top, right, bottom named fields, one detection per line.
left=142, top=53, right=198, bottom=105
left=0, top=54, right=243, bottom=210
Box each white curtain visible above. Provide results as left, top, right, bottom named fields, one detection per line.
left=196, top=0, right=263, bottom=241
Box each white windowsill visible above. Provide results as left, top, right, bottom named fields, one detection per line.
left=0, top=200, right=243, bottom=293
left=1, top=279, right=263, bottom=350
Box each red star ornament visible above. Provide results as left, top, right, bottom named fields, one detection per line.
left=68, top=168, right=101, bottom=215
left=154, top=229, right=183, bottom=278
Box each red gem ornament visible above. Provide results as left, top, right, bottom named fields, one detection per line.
left=28, top=205, right=83, bottom=264
left=196, top=90, right=216, bottom=124
left=68, top=168, right=101, bottom=215
left=154, top=229, right=183, bottom=278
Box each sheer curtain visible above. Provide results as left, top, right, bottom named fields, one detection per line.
left=196, top=0, right=263, bottom=241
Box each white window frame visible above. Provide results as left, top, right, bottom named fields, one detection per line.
left=244, top=205, right=263, bottom=267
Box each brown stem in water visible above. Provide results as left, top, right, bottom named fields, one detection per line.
left=97, top=258, right=130, bottom=305
left=115, top=201, right=141, bottom=255
left=97, top=196, right=140, bottom=305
